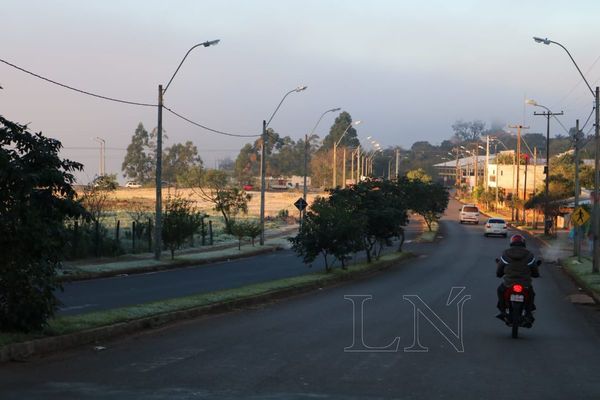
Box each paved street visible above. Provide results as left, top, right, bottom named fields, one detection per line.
left=57, top=220, right=422, bottom=315
left=2, top=198, right=600, bottom=399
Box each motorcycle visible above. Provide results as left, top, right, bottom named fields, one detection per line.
left=496, top=258, right=542, bottom=339
left=503, top=283, right=532, bottom=338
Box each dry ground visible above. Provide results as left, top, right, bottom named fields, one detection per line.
left=84, top=188, right=326, bottom=217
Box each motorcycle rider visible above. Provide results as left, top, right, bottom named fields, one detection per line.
left=496, top=234, right=540, bottom=326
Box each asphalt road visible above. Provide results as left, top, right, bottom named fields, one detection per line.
left=2, top=198, right=600, bottom=399
left=56, top=220, right=422, bottom=315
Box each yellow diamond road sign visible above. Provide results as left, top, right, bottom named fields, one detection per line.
left=572, top=206, right=590, bottom=226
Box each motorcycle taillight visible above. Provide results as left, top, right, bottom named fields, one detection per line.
left=512, top=284, right=523, bottom=293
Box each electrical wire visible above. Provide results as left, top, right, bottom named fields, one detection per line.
left=163, top=106, right=260, bottom=138
left=581, top=107, right=596, bottom=132
left=1, top=57, right=262, bottom=139
left=0, top=57, right=157, bottom=107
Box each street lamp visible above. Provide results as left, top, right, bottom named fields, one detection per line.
left=303, top=107, right=340, bottom=222
left=525, top=98, right=564, bottom=236
left=259, top=85, right=308, bottom=245
left=94, top=137, right=105, bottom=176
left=533, top=36, right=600, bottom=273
left=154, top=39, right=220, bottom=260
left=333, top=120, right=361, bottom=188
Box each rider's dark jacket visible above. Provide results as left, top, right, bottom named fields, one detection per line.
left=496, top=246, right=539, bottom=286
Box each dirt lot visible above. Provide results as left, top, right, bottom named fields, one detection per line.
left=92, top=188, right=325, bottom=217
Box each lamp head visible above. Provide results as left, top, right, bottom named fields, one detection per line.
left=295, top=85, right=308, bottom=92
left=203, top=39, right=221, bottom=47
left=533, top=36, right=551, bottom=45
left=525, top=99, right=538, bottom=106
left=353, top=120, right=362, bottom=125
left=331, top=107, right=341, bottom=112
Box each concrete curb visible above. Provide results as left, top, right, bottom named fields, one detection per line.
left=60, top=245, right=283, bottom=282
left=559, top=262, right=600, bottom=305
left=0, top=252, right=415, bottom=363
left=503, top=220, right=600, bottom=306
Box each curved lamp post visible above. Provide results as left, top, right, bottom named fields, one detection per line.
left=259, top=85, right=307, bottom=245
left=303, top=107, right=340, bottom=221
left=333, top=120, right=361, bottom=188
left=525, top=98, right=564, bottom=235
left=533, top=35, right=600, bottom=273
left=154, top=39, right=220, bottom=260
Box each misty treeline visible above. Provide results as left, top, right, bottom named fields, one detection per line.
left=122, top=116, right=587, bottom=189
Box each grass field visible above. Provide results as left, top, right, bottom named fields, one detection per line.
left=89, top=187, right=325, bottom=218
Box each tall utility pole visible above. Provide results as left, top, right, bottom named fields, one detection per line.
left=473, top=145, right=478, bottom=188
left=395, top=148, right=400, bottom=179
left=342, top=148, right=347, bottom=188
left=532, top=110, right=563, bottom=235
left=94, top=137, right=105, bottom=176
left=260, top=120, right=267, bottom=245
left=485, top=136, right=490, bottom=190
left=574, top=119, right=581, bottom=260
left=508, top=125, right=529, bottom=221
left=154, top=39, right=220, bottom=260
left=593, top=86, right=599, bottom=273
left=532, top=36, right=599, bottom=272
left=533, top=147, right=538, bottom=228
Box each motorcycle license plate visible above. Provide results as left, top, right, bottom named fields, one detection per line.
left=510, top=294, right=524, bottom=302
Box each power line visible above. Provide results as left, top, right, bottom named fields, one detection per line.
left=0, top=57, right=157, bottom=107
left=163, top=105, right=260, bottom=138
left=2, top=57, right=262, bottom=140
left=63, top=146, right=241, bottom=152
left=581, top=107, right=596, bottom=132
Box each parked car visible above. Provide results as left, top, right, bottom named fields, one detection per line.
left=459, top=204, right=480, bottom=224
left=243, top=184, right=254, bottom=191
left=125, top=181, right=142, bottom=188
left=484, top=218, right=508, bottom=237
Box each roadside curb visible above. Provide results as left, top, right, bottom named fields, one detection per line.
left=0, top=252, right=415, bottom=362
left=558, top=261, right=600, bottom=305
left=60, top=245, right=283, bottom=282
left=505, top=221, right=600, bottom=305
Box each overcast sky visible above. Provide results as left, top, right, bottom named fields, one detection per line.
left=2, top=0, right=600, bottom=183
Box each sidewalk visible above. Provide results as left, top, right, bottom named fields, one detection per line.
left=60, top=225, right=299, bottom=281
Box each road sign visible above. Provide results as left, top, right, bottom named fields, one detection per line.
left=294, top=197, right=308, bottom=211
left=572, top=206, right=590, bottom=226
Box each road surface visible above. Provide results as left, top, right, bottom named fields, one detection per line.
left=2, top=198, right=600, bottom=399
left=57, top=219, right=421, bottom=315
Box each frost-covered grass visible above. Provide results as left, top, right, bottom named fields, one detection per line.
left=0, top=252, right=411, bottom=347
left=563, top=257, right=600, bottom=295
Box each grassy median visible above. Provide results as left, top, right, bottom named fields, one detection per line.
left=562, top=257, right=600, bottom=296
left=0, top=251, right=413, bottom=348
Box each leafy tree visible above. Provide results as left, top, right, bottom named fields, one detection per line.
left=121, top=123, right=155, bottom=185
left=245, top=220, right=262, bottom=246
left=162, top=194, right=202, bottom=259
left=452, top=120, right=486, bottom=143
left=331, top=180, right=409, bottom=262
left=163, top=141, right=203, bottom=185
left=235, top=143, right=260, bottom=184
left=321, top=111, right=360, bottom=151
left=309, top=148, right=334, bottom=188
left=229, top=219, right=262, bottom=249
left=188, top=169, right=252, bottom=232
left=290, top=197, right=364, bottom=271
left=81, top=182, right=112, bottom=223
left=0, top=116, right=85, bottom=331
left=406, top=168, right=432, bottom=183
left=92, top=173, right=119, bottom=191
left=407, top=179, right=449, bottom=231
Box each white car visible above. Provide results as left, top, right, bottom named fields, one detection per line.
left=459, top=204, right=480, bottom=224
left=484, top=218, right=508, bottom=237
left=125, top=181, right=142, bottom=188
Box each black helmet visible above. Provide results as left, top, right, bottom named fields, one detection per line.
left=510, top=234, right=526, bottom=247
